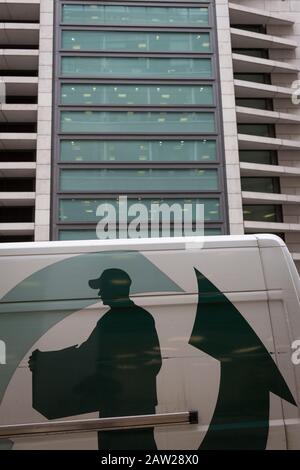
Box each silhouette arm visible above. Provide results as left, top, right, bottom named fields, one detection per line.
left=77, top=322, right=102, bottom=355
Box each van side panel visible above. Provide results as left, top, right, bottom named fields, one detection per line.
left=0, top=236, right=298, bottom=449
left=259, top=243, right=300, bottom=449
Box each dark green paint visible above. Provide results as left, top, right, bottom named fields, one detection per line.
left=189, top=269, right=297, bottom=450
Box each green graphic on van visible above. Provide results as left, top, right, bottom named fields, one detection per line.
left=190, top=269, right=297, bottom=450
left=0, top=250, right=181, bottom=404
left=29, top=268, right=162, bottom=450
left=0, top=253, right=297, bottom=450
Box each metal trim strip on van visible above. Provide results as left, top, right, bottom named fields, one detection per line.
left=0, top=411, right=198, bottom=438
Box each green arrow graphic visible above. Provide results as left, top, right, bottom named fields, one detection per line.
left=189, top=268, right=297, bottom=450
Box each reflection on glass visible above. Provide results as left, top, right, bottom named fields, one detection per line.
left=239, top=150, right=276, bottom=165
left=58, top=226, right=222, bottom=240
left=62, top=5, right=209, bottom=27
left=204, top=228, right=222, bottom=235
left=235, top=98, right=272, bottom=111
left=60, top=140, right=217, bottom=163
left=60, top=169, right=219, bottom=192
left=243, top=205, right=281, bottom=222
left=233, top=49, right=268, bottom=59
left=61, top=111, right=215, bottom=134
left=241, top=177, right=278, bottom=193
left=61, top=84, right=214, bottom=106
left=237, top=124, right=274, bottom=137
left=62, top=31, right=211, bottom=53
left=61, top=57, right=212, bottom=78
left=234, top=73, right=271, bottom=84
left=59, top=198, right=221, bottom=222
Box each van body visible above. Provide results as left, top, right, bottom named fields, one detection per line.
left=0, top=234, right=299, bottom=450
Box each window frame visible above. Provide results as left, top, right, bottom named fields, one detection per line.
left=52, top=0, right=229, bottom=240
left=59, top=1, right=213, bottom=29
left=59, top=80, right=216, bottom=107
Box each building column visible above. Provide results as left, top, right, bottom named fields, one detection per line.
left=34, top=0, right=54, bottom=241
left=215, top=0, right=244, bottom=235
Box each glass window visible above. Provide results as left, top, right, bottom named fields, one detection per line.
left=58, top=226, right=221, bottom=241
left=60, top=168, right=219, bottom=192
left=239, top=150, right=277, bottom=165
left=231, top=25, right=267, bottom=34
left=61, top=111, right=216, bottom=134
left=237, top=124, right=275, bottom=137
left=234, top=73, right=271, bottom=84
left=61, top=84, right=214, bottom=106
left=62, top=4, right=209, bottom=27
left=62, top=31, right=211, bottom=53
left=1, top=178, right=35, bottom=191
left=59, top=198, right=221, bottom=223
left=58, top=229, right=104, bottom=240
left=241, top=177, right=279, bottom=193
left=204, top=228, right=222, bottom=235
left=243, top=205, right=282, bottom=222
left=0, top=236, right=34, bottom=242
left=235, top=98, right=273, bottom=111
left=61, top=57, right=212, bottom=78
left=60, top=140, right=217, bottom=163
left=233, top=49, right=268, bottom=59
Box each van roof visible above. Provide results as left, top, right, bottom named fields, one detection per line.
left=0, top=234, right=285, bottom=257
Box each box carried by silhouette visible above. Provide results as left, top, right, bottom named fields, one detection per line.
left=31, top=346, right=101, bottom=419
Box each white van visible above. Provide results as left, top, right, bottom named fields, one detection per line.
left=0, top=234, right=299, bottom=450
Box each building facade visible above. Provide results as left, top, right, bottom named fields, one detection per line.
left=1, top=0, right=300, bottom=269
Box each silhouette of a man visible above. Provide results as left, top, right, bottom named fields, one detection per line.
left=77, top=268, right=162, bottom=450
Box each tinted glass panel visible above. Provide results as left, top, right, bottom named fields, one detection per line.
left=61, top=111, right=216, bottom=133
left=243, top=204, right=281, bottom=222
left=0, top=207, right=34, bottom=223
left=239, top=150, right=277, bottom=165
left=58, top=226, right=221, bottom=240
left=234, top=73, right=271, bottom=84
left=231, top=25, right=266, bottom=34
left=61, top=84, right=214, bottom=106
left=0, top=236, right=34, bottom=242
left=204, top=228, right=221, bottom=235
left=60, top=169, right=219, bottom=192
left=60, top=140, right=217, bottom=163
left=233, top=49, right=268, bottom=59
left=1, top=178, right=35, bottom=191
left=237, top=124, right=274, bottom=137
left=59, top=198, right=221, bottom=222
left=61, top=57, right=212, bottom=78
left=235, top=98, right=272, bottom=110
left=0, top=151, right=36, bottom=162
left=62, top=31, right=211, bottom=53
left=241, top=177, right=278, bottom=193
left=62, top=5, right=209, bottom=27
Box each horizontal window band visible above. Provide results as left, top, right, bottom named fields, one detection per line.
left=60, top=3, right=210, bottom=29
left=60, top=26, right=212, bottom=32
left=59, top=51, right=213, bottom=57
left=59, top=79, right=216, bottom=84
left=59, top=83, right=215, bottom=106
left=60, top=30, right=212, bottom=54
left=58, top=106, right=216, bottom=111
left=56, top=163, right=221, bottom=168
left=58, top=135, right=219, bottom=140
left=58, top=197, right=222, bottom=223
